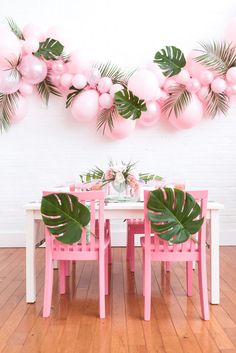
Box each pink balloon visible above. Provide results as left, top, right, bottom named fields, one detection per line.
left=51, top=60, right=65, bottom=74
left=60, top=73, right=73, bottom=88
left=23, top=24, right=45, bottom=41
left=50, top=74, right=61, bottom=87
left=66, top=50, right=91, bottom=74
left=71, top=89, right=99, bottom=122
left=109, top=83, right=124, bottom=98
left=224, top=17, right=236, bottom=46
left=87, top=69, right=101, bottom=87
left=105, top=115, right=136, bottom=139
left=99, top=93, right=113, bottom=109
left=72, top=74, right=87, bottom=89
left=138, top=101, right=161, bottom=127
left=145, top=62, right=166, bottom=87
left=197, top=86, right=209, bottom=101
left=200, top=70, right=214, bottom=85
left=97, top=77, right=113, bottom=93
left=211, top=78, right=226, bottom=94
left=175, top=69, right=190, bottom=85
left=163, top=78, right=176, bottom=93
left=186, top=78, right=201, bottom=93
left=169, top=94, right=203, bottom=129
left=19, top=80, right=33, bottom=96
left=186, top=50, right=206, bottom=78
left=46, top=25, right=68, bottom=44
left=128, top=68, right=159, bottom=101
left=10, top=95, right=28, bottom=123
left=22, top=37, right=39, bottom=54
left=0, top=27, right=22, bottom=69
left=226, top=67, right=236, bottom=84
left=18, top=55, right=47, bottom=84
left=0, top=69, right=20, bottom=94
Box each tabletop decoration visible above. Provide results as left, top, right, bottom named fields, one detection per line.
left=1, top=17, right=236, bottom=138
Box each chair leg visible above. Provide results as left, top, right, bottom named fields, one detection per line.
left=129, top=233, right=135, bottom=272
left=186, top=261, right=193, bottom=296
left=43, top=252, right=54, bottom=317
left=198, top=258, right=210, bottom=320
left=99, top=253, right=106, bottom=319
left=108, top=242, right=112, bottom=265
left=144, top=249, right=151, bottom=320
left=105, top=248, right=109, bottom=295
left=59, top=260, right=66, bottom=294
left=126, top=225, right=131, bottom=261
left=166, top=261, right=170, bottom=272
left=65, top=261, right=70, bottom=276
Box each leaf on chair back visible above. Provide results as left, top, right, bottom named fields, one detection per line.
left=147, top=188, right=204, bottom=244
left=41, top=193, right=90, bottom=244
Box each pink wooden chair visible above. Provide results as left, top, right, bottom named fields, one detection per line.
left=42, top=190, right=110, bottom=318
left=142, top=190, right=209, bottom=321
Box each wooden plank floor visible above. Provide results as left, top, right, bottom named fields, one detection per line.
left=0, top=247, right=235, bottom=353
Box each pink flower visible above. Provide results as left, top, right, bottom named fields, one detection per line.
left=105, top=168, right=114, bottom=180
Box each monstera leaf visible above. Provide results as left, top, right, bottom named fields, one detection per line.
left=147, top=188, right=204, bottom=244
left=114, top=88, right=147, bottom=120
left=35, top=38, right=64, bottom=60
left=154, top=46, right=186, bottom=77
left=41, top=193, right=90, bottom=244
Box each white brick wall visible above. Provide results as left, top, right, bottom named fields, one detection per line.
left=0, top=0, right=236, bottom=246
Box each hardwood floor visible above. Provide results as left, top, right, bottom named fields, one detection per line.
left=0, top=247, right=235, bottom=352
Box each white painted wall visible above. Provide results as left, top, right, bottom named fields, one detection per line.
left=0, top=0, right=236, bottom=246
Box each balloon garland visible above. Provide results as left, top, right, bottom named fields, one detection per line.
left=1, top=18, right=236, bottom=139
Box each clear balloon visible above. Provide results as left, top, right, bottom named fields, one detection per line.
left=97, top=77, right=113, bottom=93
left=104, top=115, right=136, bottom=139
left=138, top=101, right=161, bottom=127
left=0, top=69, right=20, bottom=94
left=98, top=93, right=113, bottom=109
left=71, top=89, right=99, bottom=122
left=18, top=55, right=47, bottom=84
left=72, top=74, right=87, bottom=89
left=23, top=24, right=45, bottom=41
left=128, top=68, right=160, bottom=101
left=10, top=95, right=28, bottom=123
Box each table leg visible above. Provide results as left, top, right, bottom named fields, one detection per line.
left=210, top=209, right=220, bottom=304
left=26, top=210, right=36, bottom=303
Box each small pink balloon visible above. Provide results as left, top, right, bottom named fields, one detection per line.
left=197, top=86, right=209, bottom=101
left=72, top=74, right=87, bottom=89
left=19, top=80, right=33, bottom=96
left=211, top=78, right=226, bottom=94
left=109, top=83, right=124, bottom=98
left=145, top=62, right=166, bottom=87
left=175, top=69, right=190, bottom=85
left=51, top=60, right=65, bottom=74
left=226, top=67, right=236, bottom=84
left=128, top=68, right=159, bottom=101
left=186, top=50, right=206, bottom=78
left=104, top=114, right=136, bottom=139
left=10, top=95, right=28, bottom=123
left=224, top=17, right=236, bottom=46
left=200, top=70, right=214, bottom=85
left=71, top=89, right=99, bottom=122
left=138, top=101, right=161, bottom=127
left=97, top=77, right=113, bottom=93
left=99, top=93, right=114, bottom=109
left=67, top=50, right=91, bottom=74
left=186, top=78, right=201, bottom=93
left=23, top=24, right=45, bottom=41
left=50, top=74, right=61, bottom=87
left=157, top=89, right=169, bottom=104
left=22, top=37, right=39, bottom=54
left=0, top=27, right=22, bottom=69
left=60, top=73, right=73, bottom=88
left=18, top=55, right=47, bottom=84
left=87, top=69, right=101, bottom=88
left=0, top=69, right=20, bottom=94
left=169, top=94, right=203, bottom=129
left=163, top=78, right=176, bottom=93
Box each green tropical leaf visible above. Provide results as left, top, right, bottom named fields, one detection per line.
left=41, top=193, right=90, bottom=244
left=162, top=84, right=192, bottom=117
left=93, top=61, right=133, bottom=85
left=147, top=188, right=204, bottom=244
left=66, top=87, right=84, bottom=108
left=97, top=107, right=118, bottom=133
left=6, top=17, right=24, bottom=40
left=194, top=41, right=236, bottom=74
left=139, top=173, right=163, bottom=183
left=35, top=38, right=64, bottom=60
left=37, top=77, right=62, bottom=105
left=114, top=88, right=147, bottom=120
left=154, top=46, right=186, bottom=77
left=0, top=92, right=19, bottom=133
left=205, top=88, right=229, bottom=117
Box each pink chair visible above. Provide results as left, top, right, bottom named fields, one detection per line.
left=142, top=190, right=209, bottom=321
left=42, top=191, right=110, bottom=318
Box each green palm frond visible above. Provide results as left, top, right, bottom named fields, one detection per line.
left=195, top=41, right=236, bottom=74
left=97, top=107, right=118, bottom=134
left=154, top=46, right=186, bottom=77
left=114, top=88, right=147, bottom=120
left=35, top=38, right=64, bottom=61
left=0, top=92, right=19, bottom=132
left=205, top=88, right=229, bottom=117
left=6, top=17, right=24, bottom=39
left=66, top=87, right=84, bottom=108
left=37, top=77, right=62, bottom=105
left=94, top=62, right=133, bottom=85
left=162, top=84, right=192, bottom=117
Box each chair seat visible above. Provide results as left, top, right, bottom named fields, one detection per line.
left=53, top=235, right=110, bottom=253
left=140, top=236, right=198, bottom=252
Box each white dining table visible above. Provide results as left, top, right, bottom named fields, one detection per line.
left=25, top=199, right=224, bottom=305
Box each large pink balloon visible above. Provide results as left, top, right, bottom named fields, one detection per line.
left=0, top=69, right=20, bottom=94
left=169, top=94, right=203, bottom=129
left=186, top=50, right=206, bottom=79
left=105, top=115, right=136, bottom=139
left=23, top=24, right=45, bottom=41
left=146, top=62, right=166, bottom=87
left=128, top=68, right=159, bottom=101
left=46, top=25, right=68, bottom=44
left=71, top=89, right=99, bottom=122
left=18, top=55, right=47, bottom=84
left=138, top=101, right=161, bottom=127
left=224, top=17, right=236, bottom=46
left=66, top=50, right=91, bottom=74
left=0, top=27, right=21, bottom=69
left=10, top=95, right=28, bottom=123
